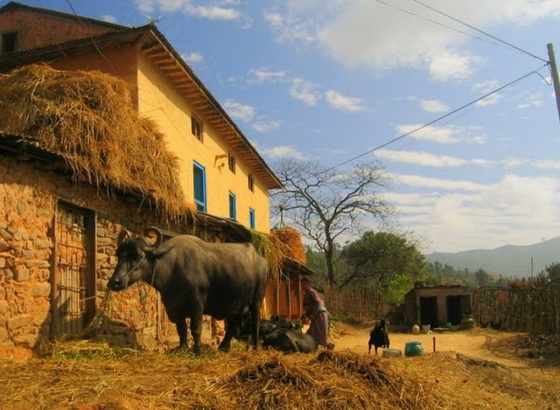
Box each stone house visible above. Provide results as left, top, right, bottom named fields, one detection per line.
left=403, top=282, right=472, bottom=330
left=0, top=2, right=307, bottom=356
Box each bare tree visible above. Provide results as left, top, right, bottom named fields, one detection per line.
left=271, top=158, right=392, bottom=285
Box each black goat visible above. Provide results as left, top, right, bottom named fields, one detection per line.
left=368, top=318, right=390, bottom=355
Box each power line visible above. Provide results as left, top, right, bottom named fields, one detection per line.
left=412, top=0, right=549, bottom=64
left=323, top=64, right=549, bottom=173
left=373, top=0, right=508, bottom=52
left=64, top=0, right=118, bottom=75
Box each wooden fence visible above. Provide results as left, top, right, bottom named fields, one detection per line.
left=473, top=274, right=560, bottom=335
left=322, top=285, right=383, bottom=319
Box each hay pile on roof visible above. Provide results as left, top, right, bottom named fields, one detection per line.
left=271, top=226, right=307, bottom=264
left=0, top=64, right=186, bottom=218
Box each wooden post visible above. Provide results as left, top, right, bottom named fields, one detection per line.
left=547, top=43, right=560, bottom=124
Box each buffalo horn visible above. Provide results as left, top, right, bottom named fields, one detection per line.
left=117, top=230, right=132, bottom=246
left=143, top=227, right=163, bottom=249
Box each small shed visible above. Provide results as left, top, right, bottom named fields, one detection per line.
left=403, top=282, right=472, bottom=330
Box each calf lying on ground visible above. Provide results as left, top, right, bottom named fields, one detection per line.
left=263, top=327, right=317, bottom=354
left=236, top=315, right=301, bottom=342
left=368, top=318, right=390, bottom=355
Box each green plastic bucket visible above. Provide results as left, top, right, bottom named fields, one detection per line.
left=404, top=341, right=424, bottom=357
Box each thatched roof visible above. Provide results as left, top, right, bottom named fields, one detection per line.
left=0, top=64, right=187, bottom=218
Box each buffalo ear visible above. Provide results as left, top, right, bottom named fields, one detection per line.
left=117, top=230, right=133, bottom=246
left=142, top=227, right=163, bottom=251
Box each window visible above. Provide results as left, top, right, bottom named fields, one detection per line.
left=0, top=32, right=17, bottom=54
left=229, top=191, right=237, bottom=220
left=227, top=152, right=236, bottom=174
left=248, top=174, right=254, bottom=192
left=191, top=115, right=203, bottom=141
left=249, top=208, right=256, bottom=229
left=193, top=162, right=206, bottom=212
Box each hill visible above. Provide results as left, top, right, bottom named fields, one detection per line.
left=425, top=236, right=560, bottom=277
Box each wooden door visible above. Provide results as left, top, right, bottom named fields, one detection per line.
left=52, top=203, right=95, bottom=337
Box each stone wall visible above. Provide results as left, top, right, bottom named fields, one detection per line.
left=0, top=154, right=218, bottom=357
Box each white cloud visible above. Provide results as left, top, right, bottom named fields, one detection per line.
left=289, top=78, right=320, bottom=106
left=262, top=145, right=305, bottom=159
left=375, top=149, right=496, bottom=168
left=392, top=173, right=560, bottom=252
left=101, top=15, right=118, bottom=23
left=501, top=157, right=527, bottom=168
left=515, top=92, right=543, bottom=110
left=223, top=100, right=255, bottom=122
left=428, top=51, right=479, bottom=81
left=182, top=52, right=203, bottom=64
left=266, top=1, right=560, bottom=79
left=135, top=0, right=243, bottom=21
left=394, top=173, right=488, bottom=192
left=249, top=68, right=286, bottom=83
left=420, top=99, right=449, bottom=113
left=536, top=160, right=560, bottom=169
left=252, top=120, right=281, bottom=133
left=325, top=90, right=365, bottom=112
left=395, top=124, right=485, bottom=144
left=135, top=0, right=155, bottom=14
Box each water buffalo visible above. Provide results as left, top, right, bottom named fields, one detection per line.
left=107, top=228, right=268, bottom=354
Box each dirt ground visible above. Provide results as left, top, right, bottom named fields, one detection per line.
left=332, top=322, right=530, bottom=368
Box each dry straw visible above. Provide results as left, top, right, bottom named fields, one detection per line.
left=1, top=346, right=557, bottom=409
left=0, top=64, right=187, bottom=219
left=270, top=226, right=307, bottom=265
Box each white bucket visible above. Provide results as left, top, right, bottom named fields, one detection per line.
left=382, top=348, right=402, bottom=357
left=422, top=324, right=431, bottom=334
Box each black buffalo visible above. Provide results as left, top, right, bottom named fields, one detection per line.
left=368, top=317, right=390, bottom=355
left=263, top=327, right=316, bottom=354
left=107, top=228, right=268, bottom=354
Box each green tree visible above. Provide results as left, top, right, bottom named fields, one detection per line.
left=338, top=231, right=425, bottom=302
left=546, top=262, right=560, bottom=282
left=475, top=268, right=490, bottom=287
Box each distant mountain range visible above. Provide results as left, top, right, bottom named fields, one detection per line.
left=424, top=237, right=560, bottom=278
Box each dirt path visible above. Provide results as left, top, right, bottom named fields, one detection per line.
left=332, top=323, right=530, bottom=369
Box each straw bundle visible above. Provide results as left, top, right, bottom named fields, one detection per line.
left=270, top=226, right=306, bottom=264
left=0, top=64, right=186, bottom=218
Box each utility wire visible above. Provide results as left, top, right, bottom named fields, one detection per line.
left=64, top=0, right=118, bottom=75
left=412, top=0, right=549, bottom=64
left=323, top=64, right=548, bottom=173
left=373, top=0, right=507, bottom=51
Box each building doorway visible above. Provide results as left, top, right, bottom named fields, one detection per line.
left=51, top=202, right=96, bottom=337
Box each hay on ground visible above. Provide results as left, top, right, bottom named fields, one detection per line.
left=2, top=344, right=558, bottom=410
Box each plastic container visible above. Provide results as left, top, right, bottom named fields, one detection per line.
left=404, top=341, right=424, bottom=357
left=422, top=324, right=431, bottom=334
left=382, top=348, right=402, bottom=357
left=411, top=324, right=420, bottom=334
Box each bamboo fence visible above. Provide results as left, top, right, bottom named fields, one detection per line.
left=323, top=284, right=383, bottom=319
left=473, top=273, right=560, bottom=335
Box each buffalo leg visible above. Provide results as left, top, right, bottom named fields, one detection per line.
left=177, top=319, right=188, bottom=348
left=250, top=303, right=261, bottom=349
left=190, top=314, right=203, bottom=355
left=219, top=318, right=235, bottom=352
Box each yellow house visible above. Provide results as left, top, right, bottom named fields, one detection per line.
left=0, top=2, right=314, bottom=354
left=0, top=1, right=282, bottom=232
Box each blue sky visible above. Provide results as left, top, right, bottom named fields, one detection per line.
left=13, top=0, right=560, bottom=253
